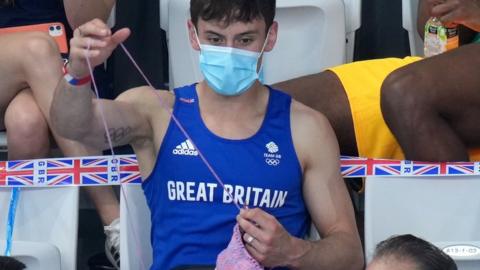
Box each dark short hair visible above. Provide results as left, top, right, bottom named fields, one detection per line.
left=190, top=0, right=276, bottom=31
left=373, top=235, right=457, bottom=270
left=0, top=256, right=26, bottom=270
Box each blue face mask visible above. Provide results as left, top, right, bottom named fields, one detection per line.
left=195, top=30, right=269, bottom=96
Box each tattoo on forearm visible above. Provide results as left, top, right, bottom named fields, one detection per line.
left=105, top=126, right=133, bottom=144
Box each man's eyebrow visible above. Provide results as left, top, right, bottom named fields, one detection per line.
left=236, top=30, right=260, bottom=36
left=204, top=30, right=225, bottom=37
left=203, top=29, right=260, bottom=38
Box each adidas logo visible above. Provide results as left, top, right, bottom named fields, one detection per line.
left=172, top=139, right=199, bottom=156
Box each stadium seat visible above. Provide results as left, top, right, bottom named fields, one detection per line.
left=119, top=185, right=152, bottom=270
left=0, top=241, right=61, bottom=270
left=343, top=0, right=362, bottom=62
left=364, top=176, right=480, bottom=269
left=163, top=0, right=361, bottom=89
left=402, top=0, right=423, bottom=56
left=262, top=0, right=346, bottom=84
left=159, top=0, right=169, bottom=33
left=0, top=187, right=79, bottom=270
left=160, top=0, right=361, bottom=63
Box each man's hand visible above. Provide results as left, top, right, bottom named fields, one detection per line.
left=68, top=18, right=130, bottom=78
left=237, top=208, right=311, bottom=268
left=428, top=0, right=480, bottom=31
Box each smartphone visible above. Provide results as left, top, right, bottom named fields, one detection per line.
left=0, top=22, right=68, bottom=54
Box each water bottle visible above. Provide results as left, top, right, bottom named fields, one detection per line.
left=424, top=17, right=459, bottom=57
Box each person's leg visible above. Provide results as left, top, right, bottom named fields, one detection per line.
left=0, top=31, right=120, bottom=267
left=0, top=33, right=47, bottom=116
left=381, top=44, right=480, bottom=161
left=273, top=71, right=358, bottom=156
left=85, top=186, right=120, bottom=226
left=0, top=32, right=75, bottom=151
left=5, top=31, right=63, bottom=117
left=4, top=90, right=50, bottom=160
left=87, top=186, right=120, bottom=268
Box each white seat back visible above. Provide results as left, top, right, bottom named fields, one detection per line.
left=263, top=0, right=347, bottom=84
left=0, top=241, right=61, bottom=270
left=120, top=185, right=152, bottom=270
left=402, top=0, right=423, bottom=56
left=364, top=176, right=480, bottom=269
left=166, top=0, right=357, bottom=89
left=159, top=0, right=169, bottom=32
left=343, top=0, right=362, bottom=62
left=0, top=187, right=79, bottom=270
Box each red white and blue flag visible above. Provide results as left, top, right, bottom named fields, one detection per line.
left=339, top=156, right=480, bottom=178
left=6, top=160, right=34, bottom=186
left=340, top=156, right=369, bottom=177
left=118, top=156, right=141, bottom=184
left=1, top=155, right=480, bottom=187
left=0, top=155, right=140, bottom=187
left=446, top=162, right=475, bottom=175
left=41, top=159, right=74, bottom=186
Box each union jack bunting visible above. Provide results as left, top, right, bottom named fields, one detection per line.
left=0, top=155, right=140, bottom=187
left=6, top=160, right=34, bottom=186
left=43, top=159, right=75, bottom=186
left=340, top=156, right=480, bottom=178
left=1, top=155, right=480, bottom=187
left=372, top=159, right=403, bottom=176
left=446, top=162, right=476, bottom=175
left=77, top=157, right=111, bottom=185
left=0, top=161, right=5, bottom=186
left=410, top=162, right=447, bottom=176
left=118, top=156, right=142, bottom=184
left=340, top=156, right=369, bottom=177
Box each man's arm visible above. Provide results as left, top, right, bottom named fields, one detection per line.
left=50, top=19, right=151, bottom=150
left=238, top=103, right=363, bottom=269
left=63, top=0, right=116, bottom=29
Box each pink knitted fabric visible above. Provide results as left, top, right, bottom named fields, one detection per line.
left=216, top=224, right=264, bottom=270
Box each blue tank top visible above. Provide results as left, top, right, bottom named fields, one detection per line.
left=143, top=84, right=310, bottom=270
left=0, top=0, right=71, bottom=37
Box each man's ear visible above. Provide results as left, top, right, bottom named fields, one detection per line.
left=264, top=21, right=278, bottom=52
left=187, top=20, right=201, bottom=51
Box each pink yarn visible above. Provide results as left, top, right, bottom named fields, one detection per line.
left=216, top=224, right=264, bottom=270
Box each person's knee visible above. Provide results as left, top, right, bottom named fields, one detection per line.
left=5, top=104, right=50, bottom=158
left=22, top=32, right=59, bottom=61
left=7, top=105, right=47, bottom=138
left=380, top=68, right=426, bottom=126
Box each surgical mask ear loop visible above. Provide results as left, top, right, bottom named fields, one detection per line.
left=193, top=26, right=203, bottom=51
left=189, top=25, right=204, bottom=81
left=257, top=27, right=272, bottom=78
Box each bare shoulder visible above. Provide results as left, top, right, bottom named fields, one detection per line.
left=290, top=99, right=335, bottom=139
left=116, top=86, right=174, bottom=107
left=290, top=99, right=340, bottom=167
left=115, top=86, right=173, bottom=116
left=113, top=86, right=175, bottom=147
